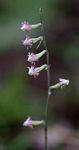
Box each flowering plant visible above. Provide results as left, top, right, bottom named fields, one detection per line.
left=21, top=8, right=69, bottom=150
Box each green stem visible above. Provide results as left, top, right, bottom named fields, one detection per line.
left=39, top=8, right=51, bottom=150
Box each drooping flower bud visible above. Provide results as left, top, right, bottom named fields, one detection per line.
left=21, top=21, right=41, bottom=32
left=28, top=64, right=48, bottom=77
left=50, top=78, right=69, bottom=89
left=22, top=35, right=43, bottom=49
left=23, top=117, right=45, bottom=128
left=27, top=50, right=46, bottom=63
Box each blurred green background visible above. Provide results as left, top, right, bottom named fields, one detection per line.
left=0, top=0, right=79, bottom=149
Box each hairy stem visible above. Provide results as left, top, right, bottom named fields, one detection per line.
left=39, top=8, right=51, bottom=150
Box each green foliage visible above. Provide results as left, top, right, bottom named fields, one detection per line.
left=0, top=68, right=44, bottom=122
left=0, top=68, right=26, bottom=125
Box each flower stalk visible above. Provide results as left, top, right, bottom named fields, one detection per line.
left=39, top=8, right=51, bottom=150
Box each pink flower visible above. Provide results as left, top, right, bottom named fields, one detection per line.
left=27, top=50, right=46, bottom=63
left=59, top=78, right=69, bottom=86
left=23, top=117, right=33, bottom=128
left=21, top=21, right=41, bottom=32
left=27, top=53, right=37, bottom=64
left=23, top=117, right=45, bottom=128
left=50, top=78, right=69, bottom=89
left=28, top=66, right=39, bottom=77
left=28, top=64, right=48, bottom=77
left=23, top=36, right=43, bottom=49
left=21, top=21, right=31, bottom=32
left=22, top=35, right=32, bottom=49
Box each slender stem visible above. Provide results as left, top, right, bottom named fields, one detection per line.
left=39, top=8, right=51, bottom=150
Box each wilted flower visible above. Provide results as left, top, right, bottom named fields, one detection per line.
left=50, top=78, right=69, bottom=89
left=28, top=64, right=48, bottom=77
left=27, top=50, right=46, bottom=63
left=23, top=117, right=45, bottom=128
left=23, top=36, right=43, bottom=49
left=21, top=21, right=41, bottom=32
